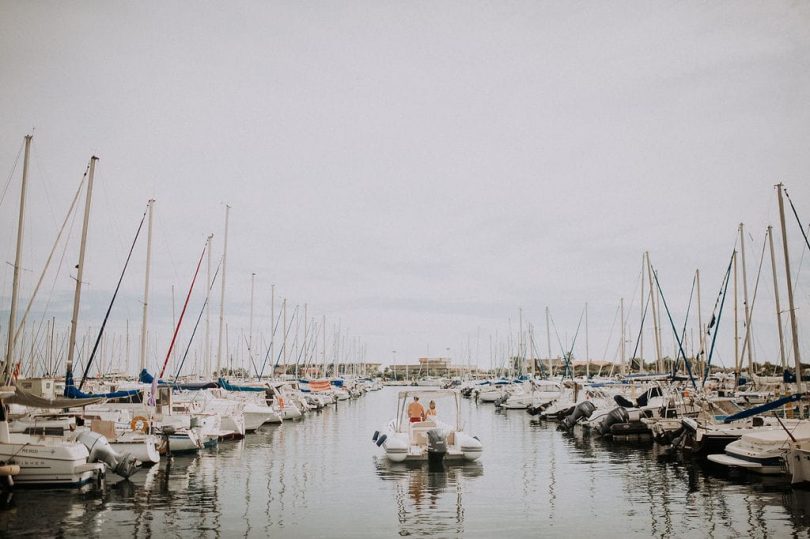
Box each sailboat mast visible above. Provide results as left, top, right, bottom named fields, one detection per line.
left=270, top=283, right=275, bottom=377
left=585, top=302, right=590, bottom=378
left=249, top=272, right=256, bottom=359
left=620, top=297, right=626, bottom=375
left=767, top=226, right=787, bottom=371
left=545, top=306, right=552, bottom=376
left=65, top=156, right=97, bottom=377
left=205, top=234, right=213, bottom=377
left=733, top=249, right=739, bottom=380
left=696, top=268, right=705, bottom=381
left=645, top=252, right=662, bottom=372
left=139, top=198, right=154, bottom=373
left=776, top=183, right=803, bottom=393
left=216, top=204, right=230, bottom=375
left=4, top=135, right=32, bottom=382
left=639, top=255, right=644, bottom=373
left=739, top=223, right=754, bottom=377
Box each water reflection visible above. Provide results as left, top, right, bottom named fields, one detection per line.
left=374, top=458, right=483, bottom=537
left=2, top=389, right=810, bottom=537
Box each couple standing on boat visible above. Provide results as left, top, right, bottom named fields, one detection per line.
left=407, top=396, right=437, bottom=422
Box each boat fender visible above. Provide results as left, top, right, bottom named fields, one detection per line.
left=373, top=430, right=379, bottom=442
left=376, top=434, right=387, bottom=447
left=131, top=415, right=150, bottom=433
left=278, top=397, right=285, bottom=408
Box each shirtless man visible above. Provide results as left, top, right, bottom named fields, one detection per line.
left=407, top=395, right=426, bottom=423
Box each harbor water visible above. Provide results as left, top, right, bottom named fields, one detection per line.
left=2, top=387, right=810, bottom=538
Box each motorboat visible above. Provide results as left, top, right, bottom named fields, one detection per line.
left=373, top=389, right=482, bottom=463
left=707, top=421, right=810, bottom=475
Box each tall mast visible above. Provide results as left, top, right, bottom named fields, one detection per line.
left=65, top=156, right=97, bottom=377
left=585, top=302, right=590, bottom=378
left=282, top=298, right=287, bottom=370
left=205, top=234, right=213, bottom=377
left=139, top=198, right=154, bottom=373
left=322, top=314, right=326, bottom=377
left=216, top=204, right=230, bottom=375
left=776, top=183, right=803, bottom=393
left=733, top=249, right=739, bottom=380
left=645, top=252, right=662, bottom=372
left=270, top=284, right=275, bottom=378
left=620, top=297, right=626, bottom=375
left=545, top=306, right=552, bottom=376
left=518, top=307, right=523, bottom=376
left=696, top=268, right=705, bottom=381
left=639, top=255, right=644, bottom=373
left=767, top=226, right=787, bottom=371
left=249, top=272, right=256, bottom=359
left=739, top=223, right=754, bottom=377
left=4, top=135, right=32, bottom=383
left=296, top=303, right=309, bottom=374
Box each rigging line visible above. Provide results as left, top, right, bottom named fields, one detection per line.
left=651, top=268, right=697, bottom=390
left=600, top=303, right=621, bottom=363
left=0, top=139, right=24, bottom=209
left=272, top=305, right=299, bottom=371
left=30, top=143, right=59, bottom=230
left=703, top=251, right=735, bottom=386
left=737, top=231, right=769, bottom=371
left=159, top=240, right=207, bottom=378
left=78, top=205, right=148, bottom=389
left=12, top=172, right=87, bottom=348
left=548, top=313, right=567, bottom=361
left=627, top=290, right=651, bottom=368
left=671, top=273, right=696, bottom=375
left=172, top=259, right=223, bottom=384
left=785, top=188, right=810, bottom=255
left=258, top=307, right=283, bottom=379
left=563, top=307, right=586, bottom=378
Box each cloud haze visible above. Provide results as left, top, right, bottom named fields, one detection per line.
left=1, top=1, right=809, bottom=375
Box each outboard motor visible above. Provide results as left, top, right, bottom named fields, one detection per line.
left=598, top=407, right=629, bottom=436
left=494, top=395, right=508, bottom=408
left=560, top=401, right=597, bottom=431
left=426, top=429, right=447, bottom=465
left=77, top=431, right=139, bottom=479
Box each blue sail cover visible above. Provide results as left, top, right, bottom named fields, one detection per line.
left=64, top=370, right=141, bottom=399
left=218, top=378, right=265, bottom=392
left=139, top=369, right=219, bottom=390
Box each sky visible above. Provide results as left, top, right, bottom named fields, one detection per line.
left=1, top=1, right=809, bottom=376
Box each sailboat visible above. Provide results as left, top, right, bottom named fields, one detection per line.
left=1, top=138, right=139, bottom=487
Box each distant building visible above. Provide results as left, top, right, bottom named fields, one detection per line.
left=387, top=357, right=482, bottom=379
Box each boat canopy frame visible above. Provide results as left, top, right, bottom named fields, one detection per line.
left=395, top=389, right=461, bottom=432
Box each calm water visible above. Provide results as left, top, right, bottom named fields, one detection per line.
left=2, top=387, right=810, bottom=538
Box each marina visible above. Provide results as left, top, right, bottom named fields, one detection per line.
left=3, top=1, right=810, bottom=537
left=1, top=386, right=810, bottom=537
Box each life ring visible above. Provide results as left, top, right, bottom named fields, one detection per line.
left=277, top=397, right=285, bottom=408
left=131, top=415, right=150, bottom=433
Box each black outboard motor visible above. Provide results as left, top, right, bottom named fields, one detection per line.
left=598, top=407, right=629, bottom=436
left=426, top=429, right=447, bottom=465
left=560, top=401, right=597, bottom=431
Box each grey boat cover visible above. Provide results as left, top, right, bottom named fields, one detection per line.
left=3, top=385, right=105, bottom=408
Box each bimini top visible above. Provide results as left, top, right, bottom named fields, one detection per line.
left=395, top=389, right=462, bottom=431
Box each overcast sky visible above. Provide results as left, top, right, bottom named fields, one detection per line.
left=1, top=1, right=809, bottom=376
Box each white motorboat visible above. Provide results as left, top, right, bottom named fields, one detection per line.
left=707, top=421, right=810, bottom=475
left=373, top=389, right=482, bottom=463
left=499, top=380, right=561, bottom=410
